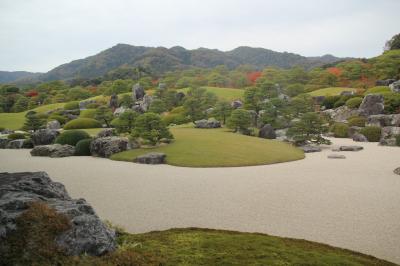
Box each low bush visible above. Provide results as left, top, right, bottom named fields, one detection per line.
left=383, top=92, right=400, bottom=114
left=64, top=101, right=79, bottom=110
left=55, top=130, right=90, bottom=146
left=48, top=114, right=67, bottom=125
left=333, top=95, right=352, bottom=108
left=79, top=109, right=97, bottom=119
left=162, top=113, right=190, bottom=125
left=75, top=138, right=92, bottom=156
left=63, top=118, right=102, bottom=130
left=360, top=126, right=382, bottom=142
left=7, top=132, right=26, bottom=140
left=347, top=116, right=367, bottom=127
left=345, top=97, right=363, bottom=109
left=322, top=96, right=341, bottom=109
left=330, top=123, right=349, bottom=138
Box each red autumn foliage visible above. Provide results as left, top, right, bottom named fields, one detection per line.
left=88, top=86, right=97, bottom=93
left=152, top=79, right=159, bottom=85
left=25, top=90, right=38, bottom=97
left=327, top=67, right=342, bottom=77
left=247, top=72, right=262, bottom=84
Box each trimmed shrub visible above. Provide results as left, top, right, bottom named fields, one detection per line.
left=7, top=132, right=26, bottom=140
left=63, top=118, right=102, bottom=130
left=360, top=126, right=381, bottom=142
left=162, top=113, right=190, bottom=126
left=55, top=130, right=90, bottom=146
left=348, top=116, right=367, bottom=127
left=75, top=138, right=92, bottom=156
left=330, top=123, right=349, bottom=138
left=79, top=109, right=97, bottom=119
left=48, top=114, right=67, bottom=125
left=396, top=135, right=400, bottom=146
left=345, top=97, right=363, bottom=109
left=64, top=101, right=79, bottom=110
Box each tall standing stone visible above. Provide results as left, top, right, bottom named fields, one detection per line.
left=132, top=83, right=145, bottom=102
left=109, top=93, right=118, bottom=111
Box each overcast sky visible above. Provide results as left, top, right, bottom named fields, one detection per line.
left=0, top=0, right=399, bottom=72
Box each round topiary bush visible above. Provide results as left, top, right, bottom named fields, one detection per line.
left=347, top=116, right=367, bottom=127
left=79, top=109, right=97, bottom=119
left=331, top=123, right=349, bottom=138
left=55, top=130, right=90, bottom=146
left=75, top=138, right=92, bottom=156
left=7, top=132, right=26, bottom=140
left=64, top=101, right=79, bottom=110
left=345, top=97, right=363, bottom=109
left=360, top=126, right=382, bottom=142
left=63, top=118, right=102, bottom=129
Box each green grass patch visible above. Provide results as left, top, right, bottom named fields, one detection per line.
left=111, top=126, right=304, bottom=167
left=179, top=86, right=244, bottom=101
left=121, top=228, right=396, bottom=266
left=364, top=86, right=391, bottom=95
left=308, top=87, right=358, bottom=97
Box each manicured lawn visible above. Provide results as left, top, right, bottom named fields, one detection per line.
left=364, top=86, right=391, bottom=95
left=179, top=86, right=244, bottom=101
left=0, top=103, right=65, bottom=130
left=111, top=126, right=304, bottom=167
left=120, top=228, right=395, bottom=266
left=308, top=87, right=359, bottom=97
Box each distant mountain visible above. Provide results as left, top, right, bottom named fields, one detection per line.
left=13, top=44, right=346, bottom=83
left=0, top=71, right=42, bottom=83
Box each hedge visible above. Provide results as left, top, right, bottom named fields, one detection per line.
left=330, top=123, right=348, bottom=138
left=63, top=118, right=102, bottom=130
left=55, top=130, right=91, bottom=146
left=347, top=116, right=366, bottom=127
left=64, top=101, right=79, bottom=110
left=360, top=126, right=382, bottom=142
left=75, top=138, right=92, bottom=156
left=345, top=97, right=363, bottom=109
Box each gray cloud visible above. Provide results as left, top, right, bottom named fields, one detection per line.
left=0, top=0, right=399, bottom=72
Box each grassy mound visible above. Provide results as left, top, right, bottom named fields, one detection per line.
left=111, top=126, right=304, bottom=167
left=308, top=87, right=358, bottom=97
left=179, top=86, right=244, bottom=101
left=63, top=118, right=102, bottom=129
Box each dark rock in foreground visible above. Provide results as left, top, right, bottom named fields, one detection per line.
left=258, top=124, right=276, bottom=139
left=135, top=152, right=166, bottom=164
left=31, top=129, right=59, bottom=146
left=339, top=145, right=364, bottom=151
left=31, top=144, right=75, bottom=157
left=90, top=136, right=128, bottom=157
left=0, top=172, right=116, bottom=255
left=352, top=133, right=368, bottom=142
left=300, top=146, right=322, bottom=153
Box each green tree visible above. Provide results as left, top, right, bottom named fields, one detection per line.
left=287, top=112, right=330, bottom=145
left=95, top=106, right=113, bottom=127
left=227, top=109, right=252, bottom=134
left=243, top=87, right=260, bottom=111
left=385, top=33, right=400, bottom=50
left=149, top=99, right=167, bottom=114
left=13, top=96, right=29, bottom=112
left=285, top=84, right=305, bottom=97
left=119, top=94, right=133, bottom=108
left=183, top=88, right=217, bottom=121
left=132, top=112, right=173, bottom=145
left=23, top=112, right=45, bottom=131
left=213, top=101, right=232, bottom=124
left=112, top=110, right=138, bottom=133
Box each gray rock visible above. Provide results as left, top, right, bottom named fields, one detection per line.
left=340, top=90, right=355, bottom=96
left=358, top=94, right=384, bottom=116
left=96, top=128, right=114, bottom=138
left=140, top=95, right=153, bottom=112
left=31, top=144, right=75, bottom=157
left=79, top=100, right=96, bottom=110
left=275, top=128, right=289, bottom=141
left=132, top=83, right=145, bottom=101
left=300, top=146, right=322, bottom=153
left=90, top=137, right=128, bottom=158
left=0, top=172, right=116, bottom=255
left=46, top=120, right=61, bottom=130
left=323, top=106, right=360, bottom=122
left=231, top=100, right=243, bottom=109
left=135, top=152, right=166, bottom=164
left=394, top=167, right=400, bottom=175
left=352, top=133, right=368, bottom=142
left=376, top=79, right=396, bottom=86
left=389, top=80, right=400, bottom=93
left=312, top=96, right=325, bottom=105
left=194, top=119, right=221, bottom=129
left=109, top=93, right=118, bottom=109
left=32, top=129, right=59, bottom=146
left=348, top=126, right=362, bottom=137
left=258, top=124, right=276, bottom=139
left=380, top=126, right=400, bottom=146
left=113, top=106, right=126, bottom=116
left=339, top=145, right=364, bottom=151
left=5, top=139, right=26, bottom=149
left=327, top=154, right=346, bottom=159
left=367, top=114, right=393, bottom=127
left=0, top=138, right=10, bottom=148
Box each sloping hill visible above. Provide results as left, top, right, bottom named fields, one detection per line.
left=0, top=71, right=42, bottom=83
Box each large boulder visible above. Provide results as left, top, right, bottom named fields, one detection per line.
left=0, top=172, right=116, bottom=255
left=231, top=100, right=243, bottom=109
left=134, top=152, right=166, bottom=164
left=379, top=126, right=400, bottom=146
left=367, top=114, right=393, bottom=127
left=90, top=137, right=128, bottom=157
left=31, top=129, right=59, bottom=146
left=376, top=79, right=396, bottom=86
left=194, top=119, right=221, bottom=129
left=31, top=144, right=75, bottom=158
left=46, top=120, right=61, bottom=130
left=323, top=106, right=360, bottom=122
left=300, top=146, right=322, bottom=153
left=352, top=133, right=368, bottom=142
left=5, top=139, right=26, bottom=149
left=140, top=95, right=153, bottom=112
left=389, top=80, right=400, bottom=93
left=258, top=124, right=276, bottom=139
left=97, top=128, right=114, bottom=138
left=339, top=145, right=364, bottom=151
left=394, top=167, right=400, bottom=175
left=358, top=94, right=384, bottom=116
left=132, top=83, right=145, bottom=101
left=0, top=138, right=9, bottom=148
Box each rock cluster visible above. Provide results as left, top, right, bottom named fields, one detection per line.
left=90, top=136, right=128, bottom=157
left=46, top=120, right=61, bottom=130
left=0, top=171, right=116, bottom=256
left=135, top=152, right=166, bottom=164
left=194, top=119, right=221, bottom=128
left=358, top=94, right=384, bottom=116
left=31, top=129, right=59, bottom=146
left=31, top=144, right=75, bottom=157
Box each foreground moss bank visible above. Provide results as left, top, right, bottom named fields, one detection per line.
left=111, top=126, right=304, bottom=167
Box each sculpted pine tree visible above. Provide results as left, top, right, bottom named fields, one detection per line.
left=23, top=112, right=44, bottom=131
left=287, top=112, right=330, bottom=145
left=95, top=106, right=113, bottom=127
